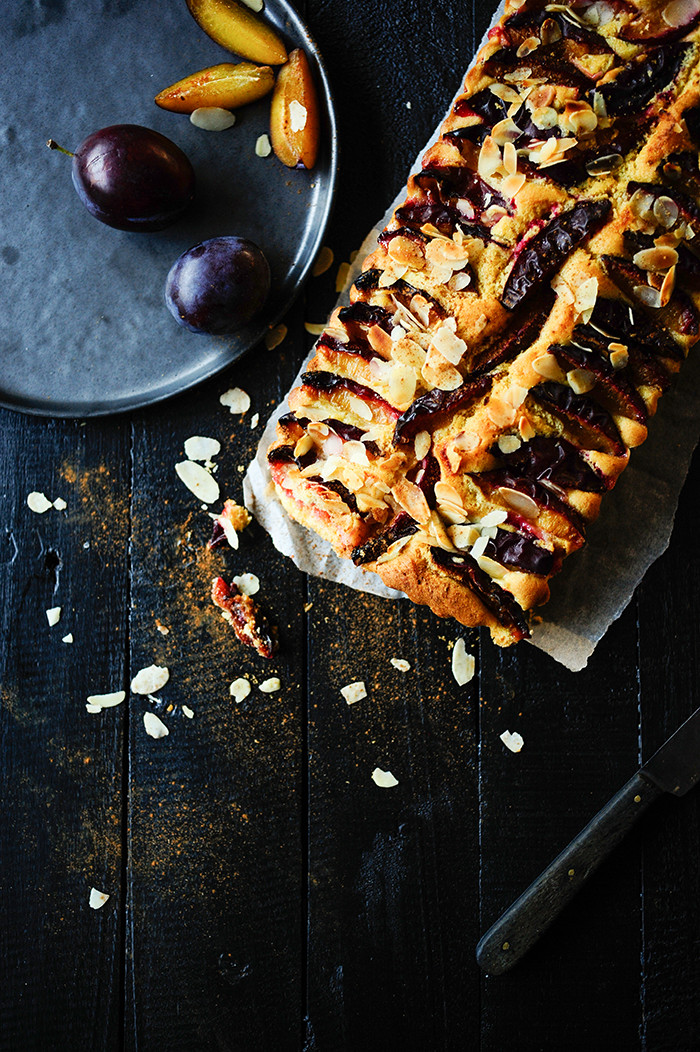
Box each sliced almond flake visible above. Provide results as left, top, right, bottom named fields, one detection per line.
left=27, top=491, right=53, bottom=514
left=451, top=637, right=476, bottom=686
left=633, top=246, right=679, bottom=271
left=480, top=508, right=508, bottom=528
left=585, top=154, right=622, bottom=177
left=500, top=729, right=525, bottom=753
left=304, top=321, right=326, bottom=335
left=516, top=35, right=540, bottom=56
left=86, top=690, right=126, bottom=710
left=265, top=323, right=288, bottom=351
left=531, top=105, right=558, bottom=130
left=144, top=711, right=169, bottom=739
left=434, top=481, right=464, bottom=509
left=46, top=606, right=61, bottom=627
left=62, top=633, right=73, bottom=644
left=89, top=888, right=110, bottom=910
left=346, top=393, right=373, bottom=421
left=184, top=436, right=221, bottom=462
left=654, top=196, right=680, bottom=228
left=190, top=107, right=236, bottom=131
left=477, top=554, right=509, bottom=579
left=451, top=272, right=472, bottom=291
left=413, top=430, right=431, bottom=460
left=471, top=533, right=489, bottom=560
left=53, top=497, right=67, bottom=511
left=375, top=534, right=412, bottom=564
left=390, top=658, right=411, bottom=672
left=392, top=478, right=431, bottom=524
left=439, top=500, right=470, bottom=525
left=220, top=387, right=251, bottom=414
left=341, top=680, right=367, bottom=704
left=498, top=487, right=540, bottom=519
left=660, top=265, right=676, bottom=306
left=181, top=705, right=195, bottom=719
left=449, top=524, right=480, bottom=549
left=491, top=117, right=521, bottom=145
left=232, top=572, right=260, bottom=597
left=175, top=460, right=220, bottom=504
left=487, top=397, right=517, bottom=428
left=421, top=356, right=463, bottom=392
left=371, top=767, right=399, bottom=788
left=498, top=434, right=522, bottom=454
left=255, top=133, right=272, bottom=157
left=240, top=0, right=263, bottom=9
left=259, top=677, right=281, bottom=694
left=289, top=99, right=307, bottom=132
left=430, top=325, right=467, bottom=365
left=634, top=285, right=662, bottom=308
left=478, top=136, right=502, bottom=179
left=503, top=141, right=518, bottom=176
left=230, top=677, right=251, bottom=703
left=662, top=0, right=700, bottom=27
left=85, top=704, right=102, bottom=714
left=312, top=245, right=334, bottom=277
left=131, top=665, right=170, bottom=695
left=250, top=413, right=260, bottom=429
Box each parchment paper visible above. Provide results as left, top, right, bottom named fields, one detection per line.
left=244, top=3, right=700, bottom=672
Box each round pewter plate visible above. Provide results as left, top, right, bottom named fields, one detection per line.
left=0, top=0, right=337, bottom=417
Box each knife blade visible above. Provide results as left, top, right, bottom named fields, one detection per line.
left=476, top=703, right=700, bottom=975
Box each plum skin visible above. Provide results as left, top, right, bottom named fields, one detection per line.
left=165, top=236, right=271, bottom=335
left=71, top=124, right=195, bottom=232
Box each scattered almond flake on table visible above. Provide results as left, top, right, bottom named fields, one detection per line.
left=190, top=107, right=236, bottom=131
left=259, top=677, right=281, bottom=693
left=341, top=681, right=367, bottom=704
left=230, top=677, right=251, bottom=703
left=53, top=497, right=67, bottom=511
left=390, top=658, right=411, bottom=672
left=144, top=711, right=169, bottom=739
left=88, top=888, right=110, bottom=910
left=265, top=324, right=287, bottom=351
left=27, top=491, right=53, bottom=514
left=500, top=729, right=525, bottom=753
left=312, top=246, right=334, bottom=277
left=86, top=691, right=126, bottom=711
left=240, top=0, right=263, bottom=9
left=451, top=638, right=476, bottom=686
left=405, top=101, right=412, bottom=109
left=219, top=387, right=251, bottom=414
left=155, top=620, right=170, bottom=635
left=255, top=133, right=272, bottom=157
left=130, top=665, right=170, bottom=695
left=175, top=460, right=220, bottom=504
left=184, top=435, right=221, bottom=462
left=181, top=705, right=195, bottom=719
left=45, top=606, right=61, bottom=627
left=250, top=413, right=259, bottom=429
left=232, top=572, right=260, bottom=596
left=304, top=322, right=325, bottom=335
left=371, top=767, right=399, bottom=788
left=62, top=633, right=73, bottom=644
left=335, top=261, right=351, bottom=292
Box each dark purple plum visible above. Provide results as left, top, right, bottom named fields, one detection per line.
left=595, top=45, right=689, bottom=115
left=165, top=236, right=270, bottom=335
left=352, top=513, right=418, bottom=566
left=530, top=381, right=625, bottom=455
left=501, top=199, right=611, bottom=310
left=55, top=124, right=195, bottom=232
left=392, top=376, right=493, bottom=444
left=430, top=546, right=531, bottom=639
left=620, top=2, right=700, bottom=43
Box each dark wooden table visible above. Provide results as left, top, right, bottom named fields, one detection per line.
left=3, top=1, right=700, bottom=1049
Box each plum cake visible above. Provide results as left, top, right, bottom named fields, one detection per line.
left=268, top=0, right=700, bottom=646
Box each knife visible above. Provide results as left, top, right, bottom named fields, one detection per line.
left=476, top=703, right=700, bottom=975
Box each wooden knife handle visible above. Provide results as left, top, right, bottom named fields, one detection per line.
left=476, top=771, right=662, bottom=975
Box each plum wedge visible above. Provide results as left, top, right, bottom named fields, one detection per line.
left=186, top=0, right=287, bottom=65
left=270, top=48, right=320, bottom=169
left=155, top=62, right=274, bottom=113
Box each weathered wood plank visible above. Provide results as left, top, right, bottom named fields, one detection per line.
left=478, top=612, right=644, bottom=1049
left=124, top=311, right=307, bottom=1051
left=637, top=448, right=700, bottom=1052
left=305, top=586, right=481, bottom=1050
left=0, top=415, right=130, bottom=1052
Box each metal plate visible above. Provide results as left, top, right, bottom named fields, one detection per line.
left=0, top=0, right=337, bottom=417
